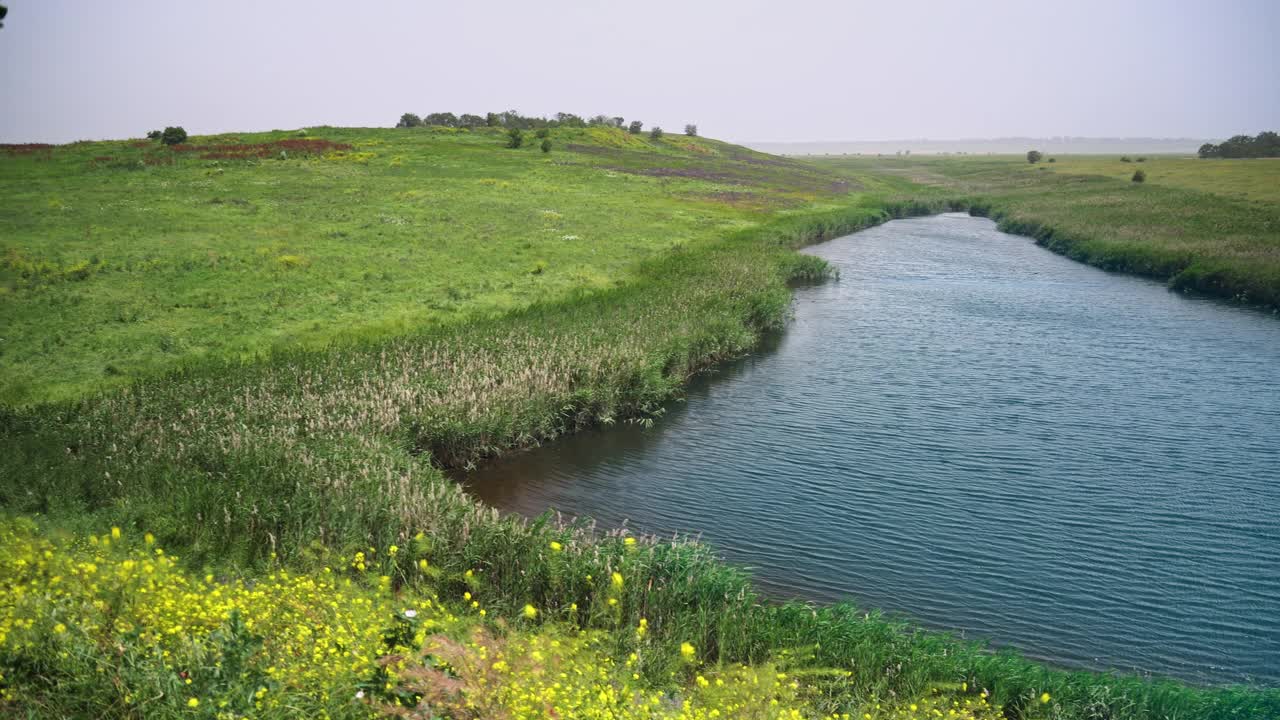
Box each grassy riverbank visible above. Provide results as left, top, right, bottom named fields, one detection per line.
left=807, top=155, right=1280, bottom=309
left=3, top=128, right=1276, bottom=718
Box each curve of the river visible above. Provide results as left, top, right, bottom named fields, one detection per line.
left=462, top=213, right=1280, bottom=686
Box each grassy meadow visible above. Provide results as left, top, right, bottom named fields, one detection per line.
left=3, top=126, right=1278, bottom=719
left=0, top=125, right=847, bottom=404
left=807, top=154, right=1280, bottom=309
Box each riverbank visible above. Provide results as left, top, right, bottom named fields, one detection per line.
left=808, top=155, right=1280, bottom=310
left=3, top=130, right=1276, bottom=718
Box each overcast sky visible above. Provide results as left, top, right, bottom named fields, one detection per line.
left=1, top=0, right=1277, bottom=144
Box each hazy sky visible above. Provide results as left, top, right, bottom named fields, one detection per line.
left=2, top=0, right=1277, bottom=144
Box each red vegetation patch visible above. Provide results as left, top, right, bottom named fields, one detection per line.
left=1, top=144, right=54, bottom=158
left=169, top=138, right=353, bottom=160
left=128, top=140, right=152, bottom=148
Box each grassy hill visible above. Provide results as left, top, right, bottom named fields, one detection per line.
left=0, top=125, right=851, bottom=404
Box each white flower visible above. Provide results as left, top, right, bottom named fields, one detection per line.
left=355, top=690, right=365, bottom=699
left=562, top=234, right=580, bottom=241
left=403, top=609, right=417, bottom=618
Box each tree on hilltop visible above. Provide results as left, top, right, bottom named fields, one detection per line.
left=628, top=121, right=643, bottom=135
left=396, top=113, right=422, bottom=128
left=685, top=124, right=698, bottom=137
left=1026, top=150, right=1043, bottom=164
left=161, top=126, right=188, bottom=146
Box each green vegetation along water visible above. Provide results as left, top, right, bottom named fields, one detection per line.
left=3, top=126, right=1279, bottom=718
left=463, top=214, right=1280, bottom=687
left=811, top=155, right=1280, bottom=310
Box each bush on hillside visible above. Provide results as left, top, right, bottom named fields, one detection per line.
left=628, top=121, right=643, bottom=135
left=535, top=128, right=550, bottom=139
left=650, top=126, right=664, bottom=140
left=396, top=113, right=422, bottom=128
left=1132, top=169, right=1146, bottom=183
left=506, top=128, right=524, bottom=149
left=146, top=130, right=162, bottom=140
left=541, top=139, right=552, bottom=153
left=160, top=126, right=188, bottom=146
left=685, top=124, right=698, bottom=137
left=1026, top=150, right=1042, bottom=164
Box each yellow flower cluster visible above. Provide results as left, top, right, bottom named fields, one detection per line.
left=0, top=519, right=1020, bottom=720
left=0, top=518, right=457, bottom=716
left=403, top=625, right=850, bottom=720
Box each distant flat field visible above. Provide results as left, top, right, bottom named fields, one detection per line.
left=1040, top=155, right=1280, bottom=204
left=0, top=126, right=853, bottom=404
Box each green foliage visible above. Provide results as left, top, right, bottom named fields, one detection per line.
left=541, top=138, right=552, bottom=153
left=535, top=127, right=550, bottom=139
left=1132, top=169, right=1146, bottom=183
left=685, top=124, right=698, bottom=137
left=396, top=112, right=422, bottom=128
left=629, top=120, right=644, bottom=134
left=650, top=126, right=664, bottom=140
left=160, top=126, right=187, bottom=146
left=1199, top=131, right=1280, bottom=158
left=506, top=127, right=524, bottom=149
left=1026, top=150, right=1042, bottom=164
left=145, top=129, right=161, bottom=140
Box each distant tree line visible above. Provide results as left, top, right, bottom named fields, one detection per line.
left=395, top=110, right=699, bottom=137
left=1198, top=131, right=1280, bottom=158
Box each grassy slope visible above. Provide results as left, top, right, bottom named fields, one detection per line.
left=2, top=130, right=1276, bottom=718
left=0, top=126, right=848, bottom=405
left=807, top=155, right=1280, bottom=309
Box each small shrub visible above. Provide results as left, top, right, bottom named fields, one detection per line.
left=650, top=126, right=664, bottom=140
left=397, top=113, right=422, bottom=128
left=1047, top=157, right=1056, bottom=163
left=628, top=121, right=643, bottom=135
left=146, top=130, right=162, bottom=140
left=1120, top=156, right=1132, bottom=162
left=1026, top=150, right=1042, bottom=164
left=506, top=128, right=524, bottom=149
left=1132, top=169, right=1146, bottom=183
left=540, top=139, right=552, bottom=153
left=684, top=124, right=698, bottom=137
left=535, top=128, right=550, bottom=139
left=1136, top=156, right=1146, bottom=162
left=160, top=126, right=188, bottom=146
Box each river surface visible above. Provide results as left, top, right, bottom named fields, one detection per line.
left=462, top=214, right=1280, bottom=686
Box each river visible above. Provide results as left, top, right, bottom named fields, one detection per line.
left=461, top=213, right=1280, bottom=686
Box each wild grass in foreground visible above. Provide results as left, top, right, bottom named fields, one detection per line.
left=1, top=517, right=1214, bottom=720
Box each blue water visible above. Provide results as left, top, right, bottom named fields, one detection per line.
left=463, top=214, right=1280, bottom=686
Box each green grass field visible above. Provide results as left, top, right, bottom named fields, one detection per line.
left=807, top=154, right=1280, bottom=309
left=3, top=128, right=1278, bottom=719
left=0, top=126, right=850, bottom=404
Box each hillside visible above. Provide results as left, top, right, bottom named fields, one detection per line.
left=0, top=125, right=852, bottom=404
